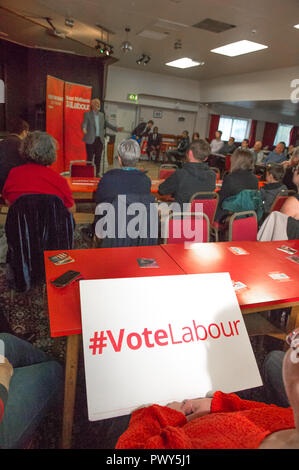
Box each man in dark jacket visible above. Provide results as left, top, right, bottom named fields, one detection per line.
left=166, top=130, right=190, bottom=167
left=146, top=126, right=162, bottom=161
left=158, top=139, right=216, bottom=206
left=131, top=120, right=154, bottom=143
left=0, top=119, right=29, bottom=192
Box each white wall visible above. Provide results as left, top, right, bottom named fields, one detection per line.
left=105, top=65, right=201, bottom=103
left=200, top=66, right=299, bottom=103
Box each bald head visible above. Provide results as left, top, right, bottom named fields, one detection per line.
left=91, top=98, right=101, bottom=112
left=254, top=141, right=262, bottom=152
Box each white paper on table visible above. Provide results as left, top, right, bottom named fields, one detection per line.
left=79, top=272, right=262, bottom=421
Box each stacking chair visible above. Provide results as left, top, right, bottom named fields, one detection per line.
left=227, top=211, right=258, bottom=241
left=163, top=212, right=210, bottom=244
left=269, top=194, right=289, bottom=213
left=5, top=194, right=74, bottom=292
left=210, top=167, right=221, bottom=182
left=189, top=192, right=219, bottom=241
left=69, top=160, right=96, bottom=177
left=159, top=164, right=178, bottom=180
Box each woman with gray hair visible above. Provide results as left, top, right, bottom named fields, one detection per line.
left=2, top=131, right=76, bottom=213
left=214, top=148, right=259, bottom=222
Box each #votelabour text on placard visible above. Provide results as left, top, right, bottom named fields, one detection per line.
left=80, top=273, right=262, bottom=421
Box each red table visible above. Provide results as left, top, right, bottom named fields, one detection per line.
left=44, top=245, right=185, bottom=448
left=161, top=240, right=299, bottom=322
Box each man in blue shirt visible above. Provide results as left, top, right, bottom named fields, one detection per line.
left=264, top=142, right=287, bottom=164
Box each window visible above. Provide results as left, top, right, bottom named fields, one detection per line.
left=274, top=124, right=293, bottom=147
left=218, top=116, right=250, bottom=142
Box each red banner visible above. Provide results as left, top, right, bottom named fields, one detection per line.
left=64, top=82, right=92, bottom=172
left=46, top=75, right=65, bottom=173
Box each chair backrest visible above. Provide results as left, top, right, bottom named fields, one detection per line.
left=97, top=193, right=159, bottom=248
left=159, top=164, right=178, bottom=179
left=210, top=167, right=220, bottom=182
left=225, top=155, right=231, bottom=171
left=5, top=194, right=74, bottom=292
left=189, top=192, right=219, bottom=225
left=228, top=211, right=258, bottom=241
left=269, top=194, right=289, bottom=213
left=70, top=160, right=95, bottom=177
left=163, top=212, right=210, bottom=244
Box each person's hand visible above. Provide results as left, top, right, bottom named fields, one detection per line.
left=82, top=128, right=87, bottom=135
left=0, top=355, right=14, bottom=391
left=167, top=397, right=212, bottom=421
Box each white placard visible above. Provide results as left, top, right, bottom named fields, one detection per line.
left=80, top=273, right=262, bottom=421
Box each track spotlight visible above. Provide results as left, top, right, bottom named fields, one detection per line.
left=136, top=54, right=146, bottom=65
left=95, top=40, right=114, bottom=56
left=136, top=54, right=151, bottom=65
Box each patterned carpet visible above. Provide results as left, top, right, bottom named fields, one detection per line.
left=0, top=219, right=287, bottom=449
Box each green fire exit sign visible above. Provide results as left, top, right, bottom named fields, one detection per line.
left=127, top=93, right=138, bottom=102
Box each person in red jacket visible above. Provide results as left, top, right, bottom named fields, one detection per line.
left=116, top=329, right=299, bottom=449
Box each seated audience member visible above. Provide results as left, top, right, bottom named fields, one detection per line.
left=0, top=118, right=29, bottom=192
left=192, top=132, right=200, bottom=142
left=215, top=148, right=259, bottom=222
left=131, top=120, right=154, bottom=143
left=239, top=139, right=249, bottom=150
left=0, top=333, right=63, bottom=449
left=218, top=136, right=237, bottom=156
left=116, top=333, right=299, bottom=449
left=210, top=130, right=224, bottom=154
left=95, top=139, right=156, bottom=247
left=282, top=147, right=299, bottom=192
left=96, top=139, right=151, bottom=205
left=264, top=142, right=287, bottom=165
left=281, top=164, right=299, bottom=220
left=260, top=163, right=288, bottom=213
left=2, top=131, right=75, bottom=213
left=251, top=140, right=265, bottom=165
left=287, top=145, right=295, bottom=160
left=146, top=126, right=161, bottom=161
left=166, top=131, right=190, bottom=166
left=158, top=139, right=216, bottom=206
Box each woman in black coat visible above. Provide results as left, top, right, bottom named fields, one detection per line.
left=215, top=148, right=259, bottom=222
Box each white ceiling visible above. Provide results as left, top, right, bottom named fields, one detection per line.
left=0, top=0, right=298, bottom=80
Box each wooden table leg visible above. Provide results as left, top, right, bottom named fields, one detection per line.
left=286, top=305, right=299, bottom=333
left=60, top=334, right=81, bottom=449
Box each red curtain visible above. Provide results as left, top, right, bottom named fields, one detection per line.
left=262, top=122, right=278, bottom=147
left=248, top=120, right=257, bottom=148
left=289, top=126, right=299, bottom=146
left=208, top=114, right=220, bottom=142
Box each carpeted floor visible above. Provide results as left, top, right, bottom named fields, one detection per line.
left=0, top=159, right=287, bottom=448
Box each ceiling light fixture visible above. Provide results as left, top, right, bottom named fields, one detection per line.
left=211, top=40, right=268, bottom=57
left=121, top=27, right=133, bottom=53
left=166, top=57, right=204, bottom=69
left=136, top=54, right=151, bottom=65
left=294, top=24, right=299, bottom=29
left=95, top=40, right=114, bottom=56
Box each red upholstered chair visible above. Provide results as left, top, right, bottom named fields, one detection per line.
left=189, top=192, right=219, bottom=241
left=227, top=211, right=258, bottom=241
left=163, top=212, right=210, bottom=244
left=210, top=167, right=220, bottom=182
left=225, top=155, right=231, bottom=172
left=269, top=194, right=289, bottom=213
left=69, top=160, right=96, bottom=177
left=159, top=164, right=178, bottom=179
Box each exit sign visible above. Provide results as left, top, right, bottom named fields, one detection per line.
left=127, top=93, right=138, bottom=102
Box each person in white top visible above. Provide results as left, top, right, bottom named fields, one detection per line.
left=210, top=130, right=224, bottom=154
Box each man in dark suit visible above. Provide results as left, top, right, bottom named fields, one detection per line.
left=146, top=126, right=162, bottom=161
left=82, top=98, right=123, bottom=176
left=131, top=120, right=154, bottom=144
